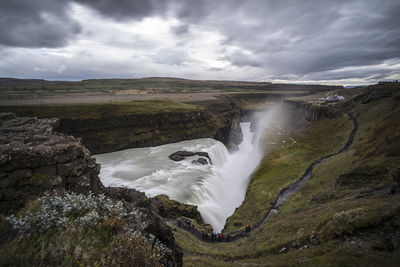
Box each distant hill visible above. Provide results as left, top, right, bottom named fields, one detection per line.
left=0, top=77, right=343, bottom=100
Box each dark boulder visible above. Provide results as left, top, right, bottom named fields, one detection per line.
left=105, top=187, right=151, bottom=208
left=168, top=150, right=212, bottom=164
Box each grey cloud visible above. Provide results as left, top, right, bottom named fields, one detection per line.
left=0, top=0, right=80, bottom=48
left=75, top=0, right=169, bottom=21
left=152, top=49, right=190, bottom=66
left=223, top=50, right=262, bottom=68
left=183, top=0, right=400, bottom=77
left=171, top=24, right=190, bottom=36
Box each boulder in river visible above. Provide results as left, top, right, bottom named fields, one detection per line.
left=168, top=150, right=212, bottom=164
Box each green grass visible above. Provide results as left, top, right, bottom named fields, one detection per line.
left=223, top=108, right=353, bottom=234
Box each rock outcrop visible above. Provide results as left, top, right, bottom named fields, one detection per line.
left=0, top=112, right=103, bottom=214
left=284, top=100, right=342, bottom=121
left=151, top=194, right=204, bottom=225
left=168, top=151, right=211, bottom=163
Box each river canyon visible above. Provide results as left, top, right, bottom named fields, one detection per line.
left=96, top=105, right=283, bottom=232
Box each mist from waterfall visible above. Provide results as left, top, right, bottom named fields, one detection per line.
left=95, top=105, right=281, bottom=232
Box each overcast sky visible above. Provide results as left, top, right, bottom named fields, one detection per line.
left=0, top=0, right=399, bottom=85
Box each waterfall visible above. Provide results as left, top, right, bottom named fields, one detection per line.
left=193, top=122, right=264, bottom=232
left=95, top=105, right=280, bottom=233
left=204, top=141, right=230, bottom=167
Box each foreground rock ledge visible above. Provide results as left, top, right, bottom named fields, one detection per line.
left=0, top=112, right=182, bottom=266
left=0, top=112, right=103, bottom=213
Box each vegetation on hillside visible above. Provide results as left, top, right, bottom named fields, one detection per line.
left=0, top=191, right=168, bottom=266
left=172, top=85, right=400, bottom=266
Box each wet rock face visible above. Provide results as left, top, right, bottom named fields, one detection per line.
left=0, top=113, right=104, bottom=214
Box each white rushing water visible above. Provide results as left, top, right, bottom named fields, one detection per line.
left=95, top=107, right=279, bottom=232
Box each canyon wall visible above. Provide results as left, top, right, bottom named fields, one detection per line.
left=56, top=108, right=240, bottom=154
left=284, top=99, right=343, bottom=121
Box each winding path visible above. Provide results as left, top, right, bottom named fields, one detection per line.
left=167, top=112, right=358, bottom=243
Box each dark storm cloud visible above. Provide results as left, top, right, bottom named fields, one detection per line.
left=211, top=0, right=400, bottom=75
left=222, top=51, right=262, bottom=68
left=0, top=0, right=80, bottom=48
left=0, top=0, right=172, bottom=48
left=171, top=24, right=190, bottom=36
left=75, top=0, right=169, bottom=21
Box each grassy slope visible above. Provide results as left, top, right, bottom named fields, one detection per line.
left=224, top=107, right=352, bottom=234
left=173, top=85, right=400, bottom=266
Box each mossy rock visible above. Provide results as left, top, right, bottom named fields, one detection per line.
left=151, top=194, right=204, bottom=224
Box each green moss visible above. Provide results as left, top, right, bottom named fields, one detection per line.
left=17, top=173, right=50, bottom=187
left=152, top=195, right=204, bottom=224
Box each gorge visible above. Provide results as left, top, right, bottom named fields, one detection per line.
left=1, top=83, right=399, bottom=266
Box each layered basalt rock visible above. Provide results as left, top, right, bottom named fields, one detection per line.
left=0, top=112, right=103, bottom=214
left=55, top=110, right=234, bottom=154
left=284, top=100, right=342, bottom=121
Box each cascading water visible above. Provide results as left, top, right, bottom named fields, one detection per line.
left=192, top=122, right=263, bottom=232
left=95, top=106, right=280, bottom=232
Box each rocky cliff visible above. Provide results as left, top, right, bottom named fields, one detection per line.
left=284, top=99, right=342, bottom=121
left=56, top=109, right=236, bottom=154
left=0, top=113, right=183, bottom=266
